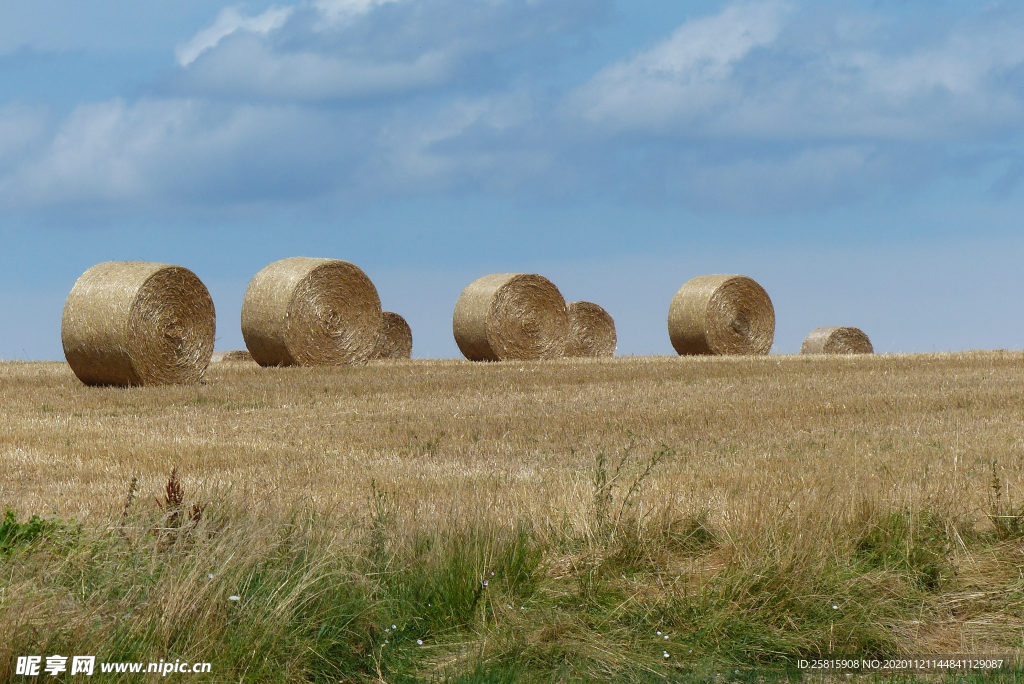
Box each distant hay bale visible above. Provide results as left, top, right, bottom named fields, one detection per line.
left=667, top=275, right=774, bottom=356
left=61, top=261, right=216, bottom=386
left=801, top=327, right=873, bottom=355
left=213, top=350, right=255, bottom=363
left=372, top=311, right=413, bottom=360
left=565, top=301, right=616, bottom=358
left=241, top=257, right=381, bottom=367
left=453, top=273, right=568, bottom=361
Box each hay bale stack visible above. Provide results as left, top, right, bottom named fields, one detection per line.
left=565, top=301, right=616, bottom=358
left=372, top=311, right=413, bottom=360
left=667, top=275, right=774, bottom=356
left=213, top=350, right=255, bottom=363
left=453, top=273, right=568, bottom=361
left=801, top=327, right=873, bottom=355
left=241, top=257, right=381, bottom=367
left=61, top=261, right=216, bottom=386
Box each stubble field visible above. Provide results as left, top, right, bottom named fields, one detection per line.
left=1, top=353, right=1023, bottom=682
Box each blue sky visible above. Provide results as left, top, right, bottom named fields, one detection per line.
left=1, top=0, right=1023, bottom=359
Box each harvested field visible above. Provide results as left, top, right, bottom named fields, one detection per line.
left=4, top=352, right=1022, bottom=523
left=1, top=352, right=1023, bottom=680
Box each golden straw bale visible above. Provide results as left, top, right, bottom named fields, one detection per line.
left=452, top=273, right=568, bottom=361
left=801, top=327, right=873, bottom=354
left=61, top=261, right=216, bottom=386
left=372, top=311, right=413, bottom=360
left=565, top=301, right=616, bottom=358
left=667, top=275, right=774, bottom=356
left=241, top=257, right=381, bottom=367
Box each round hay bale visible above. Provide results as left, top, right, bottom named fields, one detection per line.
left=213, top=350, right=255, bottom=363
left=61, top=261, right=216, bottom=386
left=565, top=301, right=616, bottom=358
left=452, top=273, right=568, bottom=361
left=241, top=257, right=381, bottom=367
left=801, top=327, right=873, bottom=355
left=372, top=311, right=413, bottom=360
left=667, top=275, right=774, bottom=356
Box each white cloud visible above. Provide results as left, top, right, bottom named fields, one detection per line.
left=0, top=88, right=547, bottom=210
left=175, top=6, right=293, bottom=67
left=571, top=1, right=791, bottom=131
left=312, top=0, right=401, bottom=26
left=571, top=1, right=1024, bottom=143
left=173, top=0, right=456, bottom=101
left=366, top=91, right=546, bottom=194
left=180, top=35, right=456, bottom=101
left=4, top=1, right=1024, bottom=215
left=3, top=99, right=191, bottom=205
left=172, top=0, right=608, bottom=103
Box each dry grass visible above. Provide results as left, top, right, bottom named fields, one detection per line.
left=3, top=352, right=1021, bottom=527
left=2, top=352, right=1024, bottom=677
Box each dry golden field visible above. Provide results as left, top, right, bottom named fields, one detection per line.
left=2, top=352, right=1024, bottom=679
left=3, top=352, right=1023, bottom=528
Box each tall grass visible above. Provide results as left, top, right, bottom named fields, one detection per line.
left=1, top=461, right=1022, bottom=683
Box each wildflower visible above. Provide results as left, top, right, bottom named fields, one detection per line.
left=482, top=580, right=489, bottom=587
left=656, top=631, right=661, bottom=635
left=490, top=571, right=494, bottom=576
left=207, top=574, right=213, bottom=579
left=391, top=624, right=396, bottom=630
left=663, top=652, right=669, bottom=659
left=832, top=605, right=838, bottom=610
left=416, top=640, right=423, bottom=645
left=228, top=596, right=240, bottom=601
left=664, top=635, right=669, bottom=640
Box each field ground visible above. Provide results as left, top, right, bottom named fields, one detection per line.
left=1, top=353, right=1024, bottom=682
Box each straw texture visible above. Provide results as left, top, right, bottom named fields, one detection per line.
left=801, top=327, right=873, bottom=355
left=212, top=350, right=255, bottom=363
left=453, top=273, right=568, bottom=361
left=372, top=311, right=413, bottom=360
left=668, top=274, right=775, bottom=356
left=61, top=261, right=216, bottom=386
left=241, top=257, right=382, bottom=367
left=565, top=301, right=616, bottom=358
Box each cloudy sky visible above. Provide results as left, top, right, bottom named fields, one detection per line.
left=1, top=0, right=1022, bottom=359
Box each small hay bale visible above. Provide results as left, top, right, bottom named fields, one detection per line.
left=241, top=257, right=381, bottom=367
left=61, top=261, right=216, bottom=386
left=213, top=350, right=255, bottom=363
left=565, top=301, right=616, bottom=358
left=372, top=311, right=413, bottom=360
left=801, top=327, right=873, bottom=354
left=452, top=273, right=568, bottom=361
left=667, top=274, right=774, bottom=356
